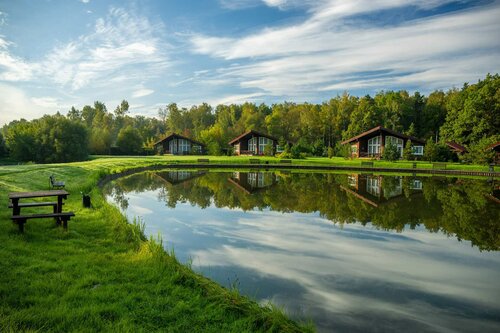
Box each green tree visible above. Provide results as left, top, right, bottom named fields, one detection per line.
left=403, top=140, right=413, bottom=160
left=116, top=126, right=143, bottom=155
left=440, top=74, right=500, bottom=145
left=382, top=142, right=399, bottom=161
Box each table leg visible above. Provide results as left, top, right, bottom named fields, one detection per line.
left=57, top=195, right=63, bottom=214
left=12, top=198, right=20, bottom=216
left=18, top=219, right=25, bottom=233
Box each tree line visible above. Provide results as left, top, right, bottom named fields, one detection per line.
left=1, top=73, right=498, bottom=163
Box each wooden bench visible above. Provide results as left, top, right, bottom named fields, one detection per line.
left=249, top=159, right=260, bottom=164
left=8, top=190, right=73, bottom=233
left=49, top=175, right=65, bottom=189
left=197, top=158, right=209, bottom=163
left=432, top=162, right=447, bottom=170
left=12, top=212, right=75, bottom=232
left=361, top=161, right=374, bottom=167
left=280, top=159, right=292, bottom=164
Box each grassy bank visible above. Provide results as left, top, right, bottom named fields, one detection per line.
left=0, top=159, right=313, bottom=332
left=86, top=155, right=498, bottom=172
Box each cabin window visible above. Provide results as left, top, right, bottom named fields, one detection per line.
left=351, top=145, right=358, bottom=153
left=248, top=172, right=257, bottom=187
left=366, top=176, right=380, bottom=197
left=412, top=146, right=424, bottom=155
left=259, top=137, right=272, bottom=153
left=178, top=139, right=190, bottom=153
left=411, top=179, right=423, bottom=190
left=248, top=137, right=257, bottom=153
left=367, top=136, right=381, bottom=156
left=386, top=136, right=404, bottom=157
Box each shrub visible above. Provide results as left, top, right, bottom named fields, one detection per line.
left=382, top=142, right=400, bottom=161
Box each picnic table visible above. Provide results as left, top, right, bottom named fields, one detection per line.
left=8, top=190, right=75, bottom=232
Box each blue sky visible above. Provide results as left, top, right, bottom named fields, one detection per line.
left=0, top=0, right=499, bottom=125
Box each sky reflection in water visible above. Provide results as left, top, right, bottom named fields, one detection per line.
left=104, top=170, right=500, bottom=332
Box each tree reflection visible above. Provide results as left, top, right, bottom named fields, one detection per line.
left=106, top=170, right=500, bottom=251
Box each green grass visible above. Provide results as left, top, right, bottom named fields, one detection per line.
left=85, top=154, right=498, bottom=172
left=0, top=158, right=314, bottom=333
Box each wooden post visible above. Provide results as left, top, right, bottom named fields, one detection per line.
left=12, top=198, right=20, bottom=216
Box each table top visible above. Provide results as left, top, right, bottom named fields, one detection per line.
left=9, top=190, right=69, bottom=199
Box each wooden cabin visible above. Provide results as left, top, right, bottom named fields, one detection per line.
left=341, top=126, right=425, bottom=159
left=154, top=133, right=205, bottom=155
left=228, top=130, right=279, bottom=156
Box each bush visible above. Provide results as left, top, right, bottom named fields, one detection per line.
left=461, top=137, right=498, bottom=165
left=382, top=142, right=400, bottom=161
left=403, top=140, right=413, bottom=160
left=327, top=146, right=334, bottom=159
left=424, top=138, right=453, bottom=162
left=334, top=142, right=351, bottom=158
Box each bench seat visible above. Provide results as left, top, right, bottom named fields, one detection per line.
left=12, top=212, right=75, bottom=232
left=8, top=201, right=59, bottom=209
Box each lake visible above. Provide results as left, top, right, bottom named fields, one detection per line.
left=103, top=170, right=500, bottom=332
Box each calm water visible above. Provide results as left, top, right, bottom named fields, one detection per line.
left=103, top=170, right=500, bottom=332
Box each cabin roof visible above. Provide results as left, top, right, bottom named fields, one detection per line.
left=154, top=132, right=205, bottom=147
left=341, top=126, right=426, bottom=145
left=487, top=141, right=500, bottom=151
left=445, top=141, right=468, bottom=153
left=228, top=130, right=278, bottom=145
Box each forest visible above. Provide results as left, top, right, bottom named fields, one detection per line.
left=0, top=73, right=498, bottom=164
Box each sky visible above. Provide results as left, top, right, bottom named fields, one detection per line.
left=0, top=0, right=499, bottom=125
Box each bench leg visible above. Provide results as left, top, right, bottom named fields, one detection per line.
left=62, top=218, right=69, bottom=230
left=16, top=219, right=26, bottom=233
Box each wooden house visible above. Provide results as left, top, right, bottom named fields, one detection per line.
left=341, top=126, right=425, bottom=159
left=154, top=133, right=205, bottom=155
left=228, top=130, right=279, bottom=156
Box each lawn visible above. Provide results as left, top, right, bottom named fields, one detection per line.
left=85, top=154, right=498, bottom=172
left=0, top=158, right=313, bottom=333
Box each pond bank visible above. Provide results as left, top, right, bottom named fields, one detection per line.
left=0, top=159, right=313, bottom=332
left=97, top=163, right=499, bottom=188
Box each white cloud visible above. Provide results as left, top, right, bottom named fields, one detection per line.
left=0, top=36, right=35, bottom=81
left=191, top=1, right=500, bottom=96
left=39, top=7, right=169, bottom=91
left=80, top=0, right=90, bottom=4
left=0, top=7, right=169, bottom=92
left=0, top=11, right=6, bottom=26
left=0, top=84, right=59, bottom=124
left=132, top=88, right=154, bottom=98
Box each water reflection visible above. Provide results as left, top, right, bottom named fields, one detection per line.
left=104, top=171, right=500, bottom=332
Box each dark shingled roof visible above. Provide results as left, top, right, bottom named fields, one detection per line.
left=154, top=133, right=205, bottom=147
left=228, top=130, right=278, bottom=145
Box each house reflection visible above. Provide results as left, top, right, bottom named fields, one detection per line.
left=343, top=174, right=422, bottom=207
left=155, top=170, right=207, bottom=185
left=228, top=172, right=277, bottom=194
